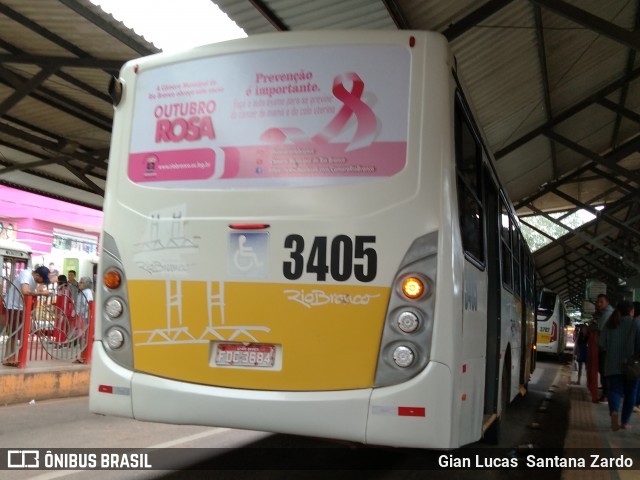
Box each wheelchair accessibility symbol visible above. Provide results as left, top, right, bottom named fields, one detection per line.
left=228, top=232, right=269, bottom=277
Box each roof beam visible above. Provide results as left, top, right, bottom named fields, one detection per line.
left=609, top=3, right=640, bottom=146
left=3, top=114, right=109, bottom=167
left=545, top=131, right=640, bottom=185
left=514, top=134, right=640, bottom=209
left=531, top=0, right=640, bottom=51
left=0, top=178, right=100, bottom=210
left=527, top=204, right=640, bottom=271
left=0, top=66, right=57, bottom=116
left=0, top=122, right=107, bottom=171
left=59, top=159, right=104, bottom=196
left=0, top=53, right=124, bottom=70
left=443, top=0, right=515, bottom=41
left=598, top=97, right=640, bottom=125
left=248, top=0, right=289, bottom=31
left=549, top=187, right=640, bottom=240
left=533, top=5, right=559, bottom=178
left=541, top=248, right=620, bottom=289
left=381, top=0, right=411, bottom=29
left=495, top=66, right=640, bottom=159
left=0, top=66, right=112, bottom=130
left=57, top=0, right=156, bottom=55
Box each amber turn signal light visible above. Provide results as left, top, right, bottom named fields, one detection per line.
left=402, top=276, right=424, bottom=299
left=104, top=270, right=122, bottom=289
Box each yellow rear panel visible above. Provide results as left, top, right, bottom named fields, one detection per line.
left=129, top=280, right=389, bottom=390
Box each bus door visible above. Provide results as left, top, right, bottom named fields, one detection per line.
left=483, top=167, right=501, bottom=420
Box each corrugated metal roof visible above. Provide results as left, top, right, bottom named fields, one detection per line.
left=0, top=0, right=158, bottom=209
left=0, top=0, right=638, bottom=305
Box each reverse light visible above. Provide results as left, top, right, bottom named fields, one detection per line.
left=105, top=298, right=124, bottom=318
left=397, top=311, right=420, bottom=333
left=106, top=328, right=125, bottom=350
left=104, top=270, right=122, bottom=289
left=402, top=276, right=424, bottom=299
left=393, top=346, right=415, bottom=368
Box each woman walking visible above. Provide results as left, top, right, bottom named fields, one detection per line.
left=599, top=300, right=640, bottom=430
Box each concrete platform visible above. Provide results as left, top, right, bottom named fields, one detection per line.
left=0, top=359, right=90, bottom=406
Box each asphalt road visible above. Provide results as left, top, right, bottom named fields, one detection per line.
left=0, top=355, right=570, bottom=480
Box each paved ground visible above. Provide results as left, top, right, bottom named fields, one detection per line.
left=1, top=355, right=639, bottom=478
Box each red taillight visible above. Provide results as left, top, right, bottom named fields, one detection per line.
left=229, top=224, right=270, bottom=230
left=98, top=385, right=113, bottom=394
left=550, top=322, right=557, bottom=342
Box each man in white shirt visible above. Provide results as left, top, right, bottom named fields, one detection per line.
left=2, top=265, right=50, bottom=365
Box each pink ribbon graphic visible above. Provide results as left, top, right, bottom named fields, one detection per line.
left=260, top=72, right=378, bottom=151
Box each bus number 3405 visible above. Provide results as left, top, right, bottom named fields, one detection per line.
left=283, top=235, right=377, bottom=282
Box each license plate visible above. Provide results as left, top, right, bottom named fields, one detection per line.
left=214, top=343, right=275, bottom=367
left=538, top=333, right=551, bottom=344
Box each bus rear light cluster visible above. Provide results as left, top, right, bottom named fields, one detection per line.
left=375, top=232, right=438, bottom=387
left=98, top=232, right=134, bottom=369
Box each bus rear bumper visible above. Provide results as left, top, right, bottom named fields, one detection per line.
left=90, top=342, right=371, bottom=444
left=90, top=343, right=457, bottom=448
left=89, top=342, right=134, bottom=418
left=366, top=361, right=454, bottom=448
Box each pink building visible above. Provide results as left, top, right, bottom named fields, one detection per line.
left=0, top=186, right=103, bottom=276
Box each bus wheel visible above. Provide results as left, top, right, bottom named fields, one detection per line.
left=484, top=355, right=510, bottom=445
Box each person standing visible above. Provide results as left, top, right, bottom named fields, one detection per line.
left=2, top=265, right=50, bottom=365
left=593, top=294, right=614, bottom=403
left=53, top=274, right=74, bottom=344
left=67, top=269, right=78, bottom=287
left=48, top=262, right=59, bottom=284
left=599, top=300, right=640, bottom=431
left=71, top=276, right=93, bottom=341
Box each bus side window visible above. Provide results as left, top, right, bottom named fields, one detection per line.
left=500, top=199, right=513, bottom=290
left=455, top=99, right=484, bottom=265
left=513, top=232, right=521, bottom=298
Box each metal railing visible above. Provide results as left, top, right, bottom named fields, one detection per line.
left=0, top=279, right=94, bottom=368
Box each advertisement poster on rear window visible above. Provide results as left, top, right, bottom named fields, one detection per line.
left=128, top=44, right=410, bottom=189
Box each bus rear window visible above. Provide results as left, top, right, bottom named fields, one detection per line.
left=539, top=291, right=556, bottom=311
left=126, top=45, right=411, bottom=189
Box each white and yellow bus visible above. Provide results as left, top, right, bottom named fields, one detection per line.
left=90, top=31, right=536, bottom=449
left=536, top=288, right=567, bottom=357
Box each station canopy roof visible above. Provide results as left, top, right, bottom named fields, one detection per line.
left=0, top=0, right=639, bottom=308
